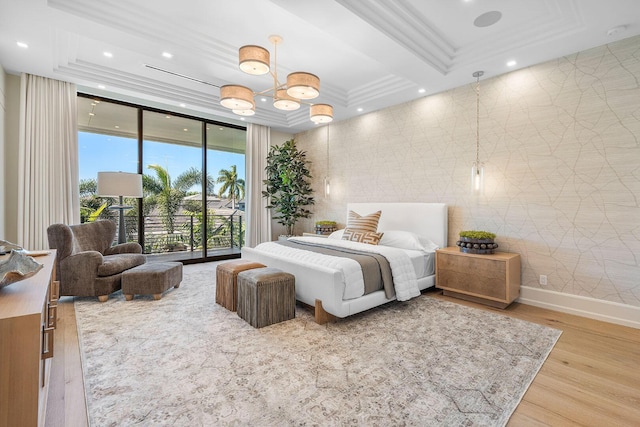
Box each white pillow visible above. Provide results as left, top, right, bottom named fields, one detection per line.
left=379, top=230, right=439, bottom=252
left=327, top=229, right=345, bottom=239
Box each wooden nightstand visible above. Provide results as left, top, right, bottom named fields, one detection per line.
left=435, top=247, right=521, bottom=308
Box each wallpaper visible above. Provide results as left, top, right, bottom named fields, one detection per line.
left=295, top=35, right=640, bottom=309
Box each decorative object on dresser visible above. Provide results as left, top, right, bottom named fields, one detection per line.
left=0, top=251, right=58, bottom=427
left=456, top=230, right=498, bottom=254
left=0, top=248, right=44, bottom=288
left=436, top=247, right=520, bottom=308
left=262, top=138, right=315, bottom=238
left=314, top=220, right=337, bottom=235
left=47, top=220, right=146, bottom=302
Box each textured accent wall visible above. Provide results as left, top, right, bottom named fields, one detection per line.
left=295, top=35, right=640, bottom=309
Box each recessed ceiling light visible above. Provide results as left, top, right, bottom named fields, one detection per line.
left=162, top=52, right=173, bottom=59
left=103, top=51, right=113, bottom=58
left=179, top=103, right=186, bottom=108
left=16, top=41, right=28, bottom=49
left=183, top=128, right=188, bottom=132
left=89, top=113, right=95, bottom=116
left=357, top=108, right=363, bottom=112
left=261, top=98, right=267, bottom=102
left=219, top=127, right=224, bottom=131
left=240, top=118, right=246, bottom=121
left=165, top=115, right=171, bottom=119
left=418, top=88, right=426, bottom=94
left=114, top=125, right=120, bottom=129
left=98, top=84, right=106, bottom=89
left=474, top=11, right=502, bottom=28
left=507, top=60, right=517, bottom=67
left=94, top=100, right=100, bottom=103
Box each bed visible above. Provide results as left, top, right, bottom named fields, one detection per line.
left=241, top=202, right=448, bottom=323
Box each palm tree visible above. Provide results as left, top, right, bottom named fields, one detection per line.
left=145, top=165, right=211, bottom=234
left=216, top=165, right=245, bottom=209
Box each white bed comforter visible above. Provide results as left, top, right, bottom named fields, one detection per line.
left=253, top=236, right=421, bottom=301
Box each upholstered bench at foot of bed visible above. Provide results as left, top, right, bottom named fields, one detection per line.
left=237, top=267, right=295, bottom=328
left=121, top=262, right=183, bottom=301
left=216, top=260, right=266, bottom=311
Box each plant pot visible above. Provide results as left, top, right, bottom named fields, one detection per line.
left=315, top=225, right=337, bottom=235
left=456, top=237, right=499, bottom=254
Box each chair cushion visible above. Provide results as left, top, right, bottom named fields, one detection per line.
left=97, top=253, right=146, bottom=277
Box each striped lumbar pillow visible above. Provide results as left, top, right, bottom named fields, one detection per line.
left=346, top=210, right=381, bottom=233
left=342, top=229, right=384, bottom=245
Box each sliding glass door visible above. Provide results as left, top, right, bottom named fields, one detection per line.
left=77, top=94, right=246, bottom=262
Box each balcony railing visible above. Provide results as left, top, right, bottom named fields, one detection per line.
left=101, top=213, right=244, bottom=255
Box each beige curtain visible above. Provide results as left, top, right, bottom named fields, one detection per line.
left=245, top=123, right=271, bottom=247
left=17, top=74, right=79, bottom=250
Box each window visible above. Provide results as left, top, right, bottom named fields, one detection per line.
left=77, top=94, right=246, bottom=262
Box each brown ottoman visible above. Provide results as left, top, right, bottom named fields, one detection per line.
left=237, top=267, right=295, bottom=328
left=122, top=262, right=183, bottom=301
left=216, top=260, right=265, bottom=311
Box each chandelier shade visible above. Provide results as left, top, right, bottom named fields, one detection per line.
left=273, top=89, right=301, bottom=111
left=221, top=36, right=331, bottom=123
left=310, top=104, right=333, bottom=124
left=220, top=85, right=254, bottom=110
left=239, top=45, right=270, bottom=75
left=286, top=72, right=320, bottom=100
left=233, top=107, right=255, bottom=116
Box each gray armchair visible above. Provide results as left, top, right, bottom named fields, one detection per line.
left=47, top=220, right=146, bottom=301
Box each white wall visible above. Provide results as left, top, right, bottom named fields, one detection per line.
left=295, top=35, right=640, bottom=323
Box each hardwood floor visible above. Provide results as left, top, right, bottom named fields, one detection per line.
left=45, top=292, right=640, bottom=426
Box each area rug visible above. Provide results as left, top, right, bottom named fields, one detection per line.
left=75, top=263, right=561, bottom=426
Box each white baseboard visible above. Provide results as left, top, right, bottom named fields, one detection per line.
left=518, top=286, right=640, bottom=330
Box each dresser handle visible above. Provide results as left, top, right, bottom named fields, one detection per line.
left=51, top=280, right=60, bottom=302
left=42, top=327, right=55, bottom=360
left=48, top=303, right=58, bottom=328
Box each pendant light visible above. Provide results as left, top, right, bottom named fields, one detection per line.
left=220, top=35, right=332, bottom=123
left=324, top=124, right=331, bottom=198
left=471, top=71, right=485, bottom=195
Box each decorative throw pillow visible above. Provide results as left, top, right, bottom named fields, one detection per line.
left=342, top=228, right=384, bottom=245
left=346, top=210, right=381, bottom=233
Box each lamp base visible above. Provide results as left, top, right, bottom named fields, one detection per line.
left=108, top=198, right=133, bottom=244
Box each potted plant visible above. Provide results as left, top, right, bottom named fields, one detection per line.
left=315, top=220, right=337, bottom=235
left=456, top=230, right=498, bottom=254
left=263, top=138, right=315, bottom=238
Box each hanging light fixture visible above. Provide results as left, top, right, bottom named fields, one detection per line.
left=310, top=104, right=334, bottom=124
left=324, top=124, right=331, bottom=198
left=220, top=35, right=333, bottom=123
left=471, top=71, right=485, bottom=195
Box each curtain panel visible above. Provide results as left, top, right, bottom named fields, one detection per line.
left=245, top=124, right=271, bottom=247
left=17, top=74, right=79, bottom=250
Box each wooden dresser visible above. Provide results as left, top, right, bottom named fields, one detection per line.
left=0, top=251, right=58, bottom=427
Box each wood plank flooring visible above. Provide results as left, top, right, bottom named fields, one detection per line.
left=45, top=291, right=640, bottom=426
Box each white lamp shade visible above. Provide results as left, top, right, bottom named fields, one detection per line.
left=239, top=45, right=270, bottom=75
left=220, top=85, right=255, bottom=110
left=273, top=89, right=301, bottom=111
left=286, top=72, right=320, bottom=100
left=310, top=104, right=333, bottom=124
left=97, top=172, right=143, bottom=198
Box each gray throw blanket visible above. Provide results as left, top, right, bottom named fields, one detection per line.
left=276, top=239, right=395, bottom=299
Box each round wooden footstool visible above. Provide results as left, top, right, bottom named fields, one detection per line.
left=121, top=262, right=183, bottom=300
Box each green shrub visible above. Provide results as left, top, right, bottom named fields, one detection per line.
left=459, top=230, right=496, bottom=240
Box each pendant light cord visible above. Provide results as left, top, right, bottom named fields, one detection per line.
left=475, top=73, right=480, bottom=164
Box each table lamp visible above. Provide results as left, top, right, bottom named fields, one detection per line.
left=97, top=172, right=143, bottom=244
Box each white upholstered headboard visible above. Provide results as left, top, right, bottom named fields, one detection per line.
left=347, top=203, right=448, bottom=249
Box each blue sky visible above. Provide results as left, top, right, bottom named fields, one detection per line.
left=79, top=132, right=245, bottom=193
